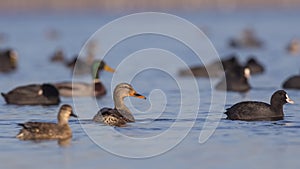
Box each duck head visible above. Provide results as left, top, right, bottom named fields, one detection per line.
left=92, top=60, right=115, bottom=80
left=113, top=83, right=146, bottom=108
left=58, top=104, right=78, bottom=125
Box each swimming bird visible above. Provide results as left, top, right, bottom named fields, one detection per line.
left=229, top=28, right=263, bottom=49
left=225, top=90, right=294, bottom=121
left=49, top=48, right=65, bottom=62
left=0, top=49, right=18, bottom=73
left=179, top=55, right=240, bottom=77
left=53, top=60, right=114, bottom=97
left=93, top=83, right=146, bottom=127
left=245, top=57, right=265, bottom=74
left=215, top=66, right=251, bottom=92
left=16, top=104, right=77, bottom=140
left=1, top=83, right=60, bottom=105
left=282, top=73, right=300, bottom=89
left=286, top=39, right=300, bottom=55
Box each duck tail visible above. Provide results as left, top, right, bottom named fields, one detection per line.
left=17, top=123, right=25, bottom=127
left=1, top=92, right=8, bottom=102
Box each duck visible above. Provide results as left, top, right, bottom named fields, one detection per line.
left=179, top=55, right=240, bottom=77
left=16, top=104, right=77, bottom=140
left=0, top=49, right=18, bottom=73
left=225, top=90, right=294, bottom=121
left=93, top=83, right=146, bottom=127
left=1, top=83, right=60, bottom=105
left=286, top=39, right=300, bottom=55
left=282, top=73, right=300, bottom=89
left=49, top=48, right=65, bottom=62
left=245, top=57, right=265, bottom=74
left=67, top=41, right=97, bottom=75
left=53, top=60, right=115, bottom=97
left=229, top=28, right=263, bottom=49
left=215, top=65, right=251, bottom=92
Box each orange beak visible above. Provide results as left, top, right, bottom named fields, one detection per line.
left=103, top=64, right=115, bottom=73
left=130, top=91, right=146, bottom=99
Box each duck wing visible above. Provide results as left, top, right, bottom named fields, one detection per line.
left=93, top=108, right=127, bottom=127
left=18, top=122, right=57, bottom=133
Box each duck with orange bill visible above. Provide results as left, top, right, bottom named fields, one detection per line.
left=93, top=83, right=146, bottom=127
left=53, top=60, right=115, bottom=97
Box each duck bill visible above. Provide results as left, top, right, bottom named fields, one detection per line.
left=70, top=111, right=78, bottom=118
left=286, top=95, right=294, bottom=104
left=130, top=92, right=146, bottom=99
left=103, top=64, right=115, bottom=73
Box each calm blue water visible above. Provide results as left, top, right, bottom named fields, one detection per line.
left=1, top=10, right=300, bottom=169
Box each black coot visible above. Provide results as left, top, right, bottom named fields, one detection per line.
left=225, top=90, right=294, bottom=121
left=1, top=83, right=60, bottom=105
left=282, top=75, right=300, bottom=89
left=179, top=55, right=240, bottom=77
left=245, top=57, right=265, bottom=74
left=215, top=65, right=251, bottom=92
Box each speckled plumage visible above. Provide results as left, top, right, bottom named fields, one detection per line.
left=16, top=104, right=77, bottom=140
left=92, top=83, right=146, bottom=127
left=93, top=108, right=127, bottom=127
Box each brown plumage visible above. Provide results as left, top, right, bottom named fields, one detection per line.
left=16, top=104, right=77, bottom=140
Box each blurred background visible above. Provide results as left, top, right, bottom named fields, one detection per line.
left=0, top=0, right=300, bottom=12
left=1, top=1, right=300, bottom=169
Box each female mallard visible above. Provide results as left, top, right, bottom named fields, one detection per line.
left=93, top=83, right=146, bottom=127
left=53, top=60, right=114, bottom=97
left=0, top=49, right=18, bottom=73
left=16, top=104, right=77, bottom=140
left=1, top=83, right=60, bottom=105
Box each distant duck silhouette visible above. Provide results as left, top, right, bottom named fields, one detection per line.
left=215, top=65, right=251, bottom=92
left=1, top=83, right=60, bottom=105
left=49, top=40, right=98, bottom=75
left=286, top=39, right=300, bottom=55
left=44, top=28, right=61, bottom=41
left=53, top=60, right=115, bottom=97
left=282, top=72, right=300, bottom=89
left=93, top=83, right=146, bottom=127
left=49, top=48, right=65, bottom=62
left=179, top=54, right=240, bottom=77
left=16, top=104, right=77, bottom=140
left=68, top=40, right=98, bottom=75
left=245, top=57, right=265, bottom=74
left=225, top=90, right=294, bottom=121
left=0, top=49, right=18, bottom=73
left=229, top=28, right=263, bottom=49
